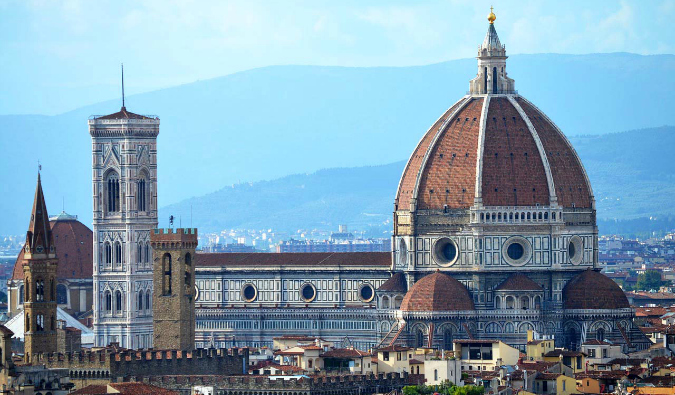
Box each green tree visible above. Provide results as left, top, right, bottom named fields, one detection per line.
left=636, top=270, right=664, bottom=291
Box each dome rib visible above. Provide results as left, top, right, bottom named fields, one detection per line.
left=395, top=96, right=472, bottom=211
left=515, top=97, right=594, bottom=208
left=400, top=272, right=474, bottom=312
left=508, top=96, right=557, bottom=204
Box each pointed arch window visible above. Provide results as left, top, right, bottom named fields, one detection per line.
left=138, top=290, right=144, bottom=311
left=144, top=244, right=150, bottom=264
left=115, top=290, right=123, bottom=314
left=443, top=328, right=453, bottom=351
left=106, top=172, right=120, bottom=213
left=137, top=173, right=148, bottom=212
left=114, top=242, right=122, bottom=265
left=36, top=314, right=44, bottom=331
left=416, top=329, right=425, bottom=348
left=57, top=284, right=68, bottom=305
left=36, top=279, right=45, bottom=301
left=104, top=242, right=112, bottom=266
left=146, top=291, right=151, bottom=311
left=104, top=291, right=112, bottom=313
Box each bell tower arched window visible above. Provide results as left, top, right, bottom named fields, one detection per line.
left=115, top=291, right=122, bottom=314
left=114, top=242, right=122, bottom=265
left=36, top=279, right=44, bottom=301
left=104, top=242, right=112, bottom=266
left=106, top=172, right=120, bottom=213
left=493, top=66, right=498, bottom=93
left=162, top=253, right=172, bottom=295
left=137, top=175, right=147, bottom=212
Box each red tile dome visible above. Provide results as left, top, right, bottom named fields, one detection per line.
left=400, top=272, right=474, bottom=312
left=563, top=269, right=629, bottom=310
left=395, top=95, right=593, bottom=212
left=12, top=215, right=93, bottom=280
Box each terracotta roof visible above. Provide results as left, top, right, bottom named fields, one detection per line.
left=378, top=272, right=407, bottom=292
left=395, top=95, right=592, bottom=212
left=12, top=217, right=93, bottom=280
left=400, top=272, right=474, bottom=312
left=322, top=348, right=370, bottom=358
left=95, top=106, right=152, bottom=120
left=72, top=383, right=177, bottom=395
left=495, top=273, right=543, bottom=291
left=195, top=252, right=390, bottom=268
left=563, top=269, right=630, bottom=310
left=517, top=361, right=560, bottom=373
left=409, top=358, right=424, bottom=364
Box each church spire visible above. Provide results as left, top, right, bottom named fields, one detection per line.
left=469, top=7, right=515, bottom=95
left=25, top=173, right=54, bottom=258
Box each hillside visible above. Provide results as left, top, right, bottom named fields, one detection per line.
left=161, top=126, right=675, bottom=235
left=1, top=53, right=674, bottom=234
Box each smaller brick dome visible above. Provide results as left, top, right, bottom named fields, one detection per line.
left=563, top=269, right=629, bottom=310
left=400, top=272, right=474, bottom=312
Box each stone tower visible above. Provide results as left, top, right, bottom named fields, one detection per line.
left=90, top=106, right=160, bottom=348
left=23, top=174, right=58, bottom=363
left=150, top=228, right=197, bottom=350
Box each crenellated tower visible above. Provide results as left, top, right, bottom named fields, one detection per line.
left=150, top=228, right=197, bottom=351
left=23, top=174, right=58, bottom=363
left=90, top=104, right=160, bottom=349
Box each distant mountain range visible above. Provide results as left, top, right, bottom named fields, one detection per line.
left=1, top=53, right=674, bottom=235
left=162, top=126, right=675, bottom=237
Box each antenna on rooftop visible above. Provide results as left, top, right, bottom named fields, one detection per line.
left=121, top=63, right=125, bottom=109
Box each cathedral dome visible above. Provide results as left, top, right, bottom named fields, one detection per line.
left=395, top=20, right=592, bottom=213
left=400, top=272, right=474, bottom=312
left=12, top=214, right=93, bottom=280
left=563, top=269, right=629, bottom=310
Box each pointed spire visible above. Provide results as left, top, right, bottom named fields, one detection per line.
left=121, top=63, right=126, bottom=110
left=25, top=173, right=54, bottom=257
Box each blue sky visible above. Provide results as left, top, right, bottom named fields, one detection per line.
left=1, top=0, right=673, bottom=115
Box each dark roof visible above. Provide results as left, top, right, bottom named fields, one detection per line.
left=95, top=106, right=151, bottom=120
left=495, top=273, right=543, bottom=291
left=454, top=339, right=499, bottom=344
left=375, top=345, right=411, bottom=352
left=0, top=325, right=14, bottom=336
left=195, top=252, right=390, bottom=268
left=378, top=272, right=407, bottom=292
left=400, top=272, right=474, bottom=312
left=563, top=269, right=630, bottom=310
left=25, top=173, right=53, bottom=256
left=608, top=358, right=646, bottom=366
left=322, top=348, right=370, bottom=358
left=13, top=218, right=93, bottom=280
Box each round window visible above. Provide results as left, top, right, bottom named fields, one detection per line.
left=359, top=284, right=374, bottom=302
left=36, top=245, right=43, bottom=253
left=300, top=283, right=316, bottom=302
left=241, top=283, right=257, bottom=302
left=433, top=237, right=459, bottom=266
left=502, top=236, right=532, bottom=266
left=568, top=236, right=583, bottom=265
left=507, top=243, right=524, bottom=260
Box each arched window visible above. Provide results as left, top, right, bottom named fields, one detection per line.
left=483, top=67, right=488, bottom=94
left=184, top=253, right=192, bottom=288
left=381, top=295, right=390, bottom=309
left=36, top=279, right=45, bottom=301
left=36, top=314, right=44, bottom=331
left=162, top=253, right=172, bottom=295
left=521, top=296, right=530, bottom=310
left=114, top=242, right=122, bottom=265
left=567, top=327, right=579, bottom=350
left=50, top=278, right=55, bottom=301
left=144, top=244, right=150, bottom=264
left=56, top=284, right=68, bottom=305
left=506, top=296, right=515, bottom=309
left=596, top=328, right=605, bottom=342
left=26, top=315, right=30, bottom=332
left=104, top=291, right=112, bottom=312
left=492, top=66, right=498, bottom=93
left=104, top=242, right=112, bottom=265
left=137, top=177, right=147, bottom=212
left=146, top=292, right=151, bottom=311
left=504, top=322, right=515, bottom=333
left=443, top=329, right=453, bottom=351
left=416, top=329, right=425, bottom=348
left=19, top=284, right=24, bottom=304
left=106, top=172, right=120, bottom=213
left=138, top=290, right=144, bottom=311
left=51, top=314, right=55, bottom=330
left=495, top=296, right=502, bottom=309
left=534, top=295, right=542, bottom=309
left=137, top=243, right=143, bottom=263
left=115, top=291, right=122, bottom=313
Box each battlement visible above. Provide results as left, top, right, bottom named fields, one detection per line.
left=151, top=228, right=198, bottom=248
left=33, top=347, right=247, bottom=378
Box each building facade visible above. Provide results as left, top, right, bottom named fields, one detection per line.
left=90, top=106, right=160, bottom=349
